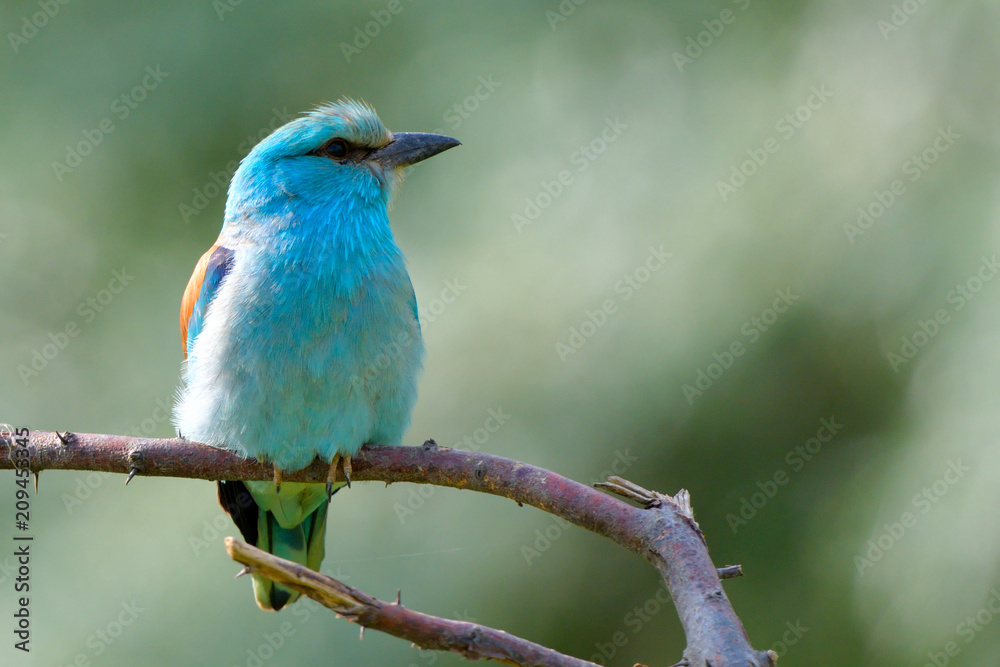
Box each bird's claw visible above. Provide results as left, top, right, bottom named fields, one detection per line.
left=273, top=465, right=283, bottom=493
left=327, top=453, right=353, bottom=502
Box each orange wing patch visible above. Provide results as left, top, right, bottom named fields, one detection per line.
left=180, top=245, right=219, bottom=358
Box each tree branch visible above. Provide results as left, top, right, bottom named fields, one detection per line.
left=0, top=430, right=776, bottom=667
left=227, top=537, right=598, bottom=666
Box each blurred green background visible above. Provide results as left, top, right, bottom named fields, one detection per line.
left=2, top=0, right=1000, bottom=665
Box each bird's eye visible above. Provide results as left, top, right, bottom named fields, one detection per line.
left=323, top=139, right=350, bottom=159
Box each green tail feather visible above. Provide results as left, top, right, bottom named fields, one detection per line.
left=241, top=481, right=335, bottom=611
left=252, top=499, right=328, bottom=611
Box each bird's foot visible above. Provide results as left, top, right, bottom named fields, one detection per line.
left=273, top=465, right=284, bottom=493
left=327, top=453, right=353, bottom=501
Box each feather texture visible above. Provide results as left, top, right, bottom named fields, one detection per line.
left=174, top=99, right=458, bottom=610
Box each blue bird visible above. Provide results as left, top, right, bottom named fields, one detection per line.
left=174, top=99, right=459, bottom=610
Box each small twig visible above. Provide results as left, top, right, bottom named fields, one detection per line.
left=595, top=475, right=661, bottom=506
left=226, top=538, right=599, bottom=667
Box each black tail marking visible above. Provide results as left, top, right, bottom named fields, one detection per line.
left=217, top=480, right=259, bottom=545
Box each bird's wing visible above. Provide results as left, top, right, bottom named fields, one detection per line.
left=180, top=244, right=235, bottom=358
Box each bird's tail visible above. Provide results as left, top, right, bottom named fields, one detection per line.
left=252, top=498, right=328, bottom=610
left=218, top=480, right=333, bottom=611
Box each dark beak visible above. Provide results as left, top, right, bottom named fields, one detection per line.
left=369, top=132, right=461, bottom=169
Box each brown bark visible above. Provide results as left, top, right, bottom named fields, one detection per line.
left=0, top=430, right=776, bottom=667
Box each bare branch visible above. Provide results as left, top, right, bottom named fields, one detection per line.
left=0, top=431, right=776, bottom=667
left=226, top=537, right=598, bottom=667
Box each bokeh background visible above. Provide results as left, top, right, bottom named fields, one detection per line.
left=2, top=0, right=1000, bottom=665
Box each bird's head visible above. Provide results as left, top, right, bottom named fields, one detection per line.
left=224, top=99, right=459, bottom=228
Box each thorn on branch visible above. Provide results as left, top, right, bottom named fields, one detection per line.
left=32, top=471, right=39, bottom=493
left=717, top=564, right=743, bottom=580
left=55, top=431, right=72, bottom=445
left=234, top=565, right=251, bottom=579
left=126, top=450, right=145, bottom=486
left=422, top=439, right=438, bottom=451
